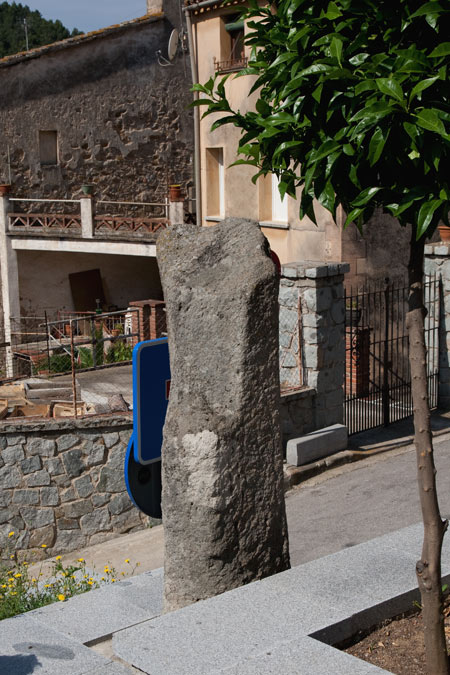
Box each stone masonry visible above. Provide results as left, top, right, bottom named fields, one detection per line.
left=157, top=218, right=290, bottom=611
left=0, top=415, right=152, bottom=561
left=279, top=261, right=349, bottom=443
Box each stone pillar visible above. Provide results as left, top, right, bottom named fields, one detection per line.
left=129, top=299, right=166, bottom=343
left=425, top=243, right=450, bottom=408
left=279, top=261, right=349, bottom=432
left=0, top=193, right=20, bottom=377
left=157, top=218, right=290, bottom=612
left=80, top=196, right=94, bottom=238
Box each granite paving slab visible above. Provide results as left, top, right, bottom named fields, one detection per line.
left=83, top=662, right=135, bottom=674
left=216, top=636, right=390, bottom=674
left=29, top=571, right=163, bottom=643
left=112, top=572, right=355, bottom=675
left=0, top=613, right=111, bottom=674
left=113, top=533, right=426, bottom=674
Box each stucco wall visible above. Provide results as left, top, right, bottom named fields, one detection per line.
left=0, top=414, right=155, bottom=561
left=0, top=14, right=193, bottom=203
left=17, top=250, right=162, bottom=315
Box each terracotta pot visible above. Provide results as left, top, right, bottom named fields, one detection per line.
left=81, top=184, right=95, bottom=196
left=169, top=184, right=183, bottom=201
left=0, top=184, right=12, bottom=196
left=438, top=225, right=450, bottom=242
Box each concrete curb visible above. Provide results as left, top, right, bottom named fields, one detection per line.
left=284, top=420, right=450, bottom=490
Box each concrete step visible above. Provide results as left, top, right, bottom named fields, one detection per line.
left=27, top=387, right=74, bottom=401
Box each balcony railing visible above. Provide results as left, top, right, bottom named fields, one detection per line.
left=6, top=196, right=171, bottom=241
left=214, top=56, right=248, bottom=73
left=9, top=213, right=82, bottom=231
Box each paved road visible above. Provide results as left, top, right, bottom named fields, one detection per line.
left=286, top=433, right=450, bottom=567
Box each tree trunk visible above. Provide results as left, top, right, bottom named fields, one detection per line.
left=407, top=230, right=449, bottom=674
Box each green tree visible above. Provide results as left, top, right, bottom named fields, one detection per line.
left=195, top=1, right=450, bottom=672
left=0, top=1, right=81, bottom=58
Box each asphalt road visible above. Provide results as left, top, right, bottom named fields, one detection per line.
left=286, top=433, right=450, bottom=567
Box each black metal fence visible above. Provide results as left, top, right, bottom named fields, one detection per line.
left=344, top=275, right=440, bottom=435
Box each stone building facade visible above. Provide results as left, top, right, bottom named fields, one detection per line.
left=0, top=3, right=193, bottom=204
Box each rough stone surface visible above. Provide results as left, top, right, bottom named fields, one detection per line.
left=157, top=218, right=290, bottom=612
left=0, top=416, right=147, bottom=559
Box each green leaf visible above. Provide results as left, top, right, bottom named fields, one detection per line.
left=352, top=186, right=381, bottom=207
left=344, top=207, right=364, bottom=227
left=309, top=140, right=341, bottom=163
left=349, top=53, right=369, bottom=67
left=409, top=77, right=438, bottom=102
left=322, top=1, right=342, bottom=20
left=330, top=37, right=343, bottom=66
left=272, top=140, right=302, bottom=160
left=317, top=179, right=336, bottom=215
left=416, top=109, right=446, bottom=136
left=417, top=199, right=444, bottom=238
left=430, top=43, right=450, bottom=58
left=409, top=3, right=443, bottom=20
left=376, top=78, right=404, bottom=103
left=368, top=127, right=389, bottom=166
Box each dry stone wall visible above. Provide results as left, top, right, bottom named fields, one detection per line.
left=0, top=415, right=152, bottom=561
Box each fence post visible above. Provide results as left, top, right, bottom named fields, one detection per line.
left=0, top=190, right=20, bottom=377
left=80, top=196, right=95, bottom=238
left=424, top=243, right=450, bottom=408
left=279, top=261, right=349, bottom=433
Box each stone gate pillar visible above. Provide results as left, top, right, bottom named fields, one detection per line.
left=279, top=261, right=349, bottom=435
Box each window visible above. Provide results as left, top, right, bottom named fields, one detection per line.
left=259, top=173, right=288, bottom=224
left=214, top=15, right=248, bottom=74
left=39, top=130, right=58, bottom=166
left=205, top=148, right=225, bottom=218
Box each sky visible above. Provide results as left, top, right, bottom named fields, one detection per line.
left=6, top=1, right=149, bottom=33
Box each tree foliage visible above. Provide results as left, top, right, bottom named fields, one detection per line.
left=0, top=2, right=81, bottom=58
left=195, top=0, right=450, bottom=239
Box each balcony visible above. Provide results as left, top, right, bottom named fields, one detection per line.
left=213, top=56, right=248, bottom=74
left=6, top=196, right=170, bottom=243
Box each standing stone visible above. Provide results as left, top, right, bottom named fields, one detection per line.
left=157, top=218, right=290, bottom=612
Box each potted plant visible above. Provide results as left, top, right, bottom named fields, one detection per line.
left=0, top=184, right=12, bottom=196
left=81, top=184, right=95, bottom=196
left=438, top=224, right=450, bottom=242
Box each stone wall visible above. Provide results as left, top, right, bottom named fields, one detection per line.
left=279, top=261, right=349, bottom=444
left=0, top=11, right=193, bottom=203
left=0, top=415, right=152, bottom=561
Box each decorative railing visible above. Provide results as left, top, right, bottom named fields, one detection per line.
left=94, top=216, right=169, bottom=236
left=214, top=56, right=248, bottom=73
left=9, top=213, right=82, bottom=231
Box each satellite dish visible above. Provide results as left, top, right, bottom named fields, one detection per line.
left=168, top=29, right=179, bottom=61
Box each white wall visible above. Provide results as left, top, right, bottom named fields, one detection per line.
left=17, top=250, right=162, bottom=316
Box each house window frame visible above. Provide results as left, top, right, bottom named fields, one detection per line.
left=39, top=130, right=59, bottom=166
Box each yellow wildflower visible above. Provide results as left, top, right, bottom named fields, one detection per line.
left=125, top=559, right=130, bottom=564
left=77, top=558, right=84, bottom=562
left=31, top=578, right=37, bottom=583
left=87, top=580, right=94, bottom=586
left=55, top=555, right=62, bottom=561
left=111, top=578, right=116, bottom=583
left=14, top=573, right=22, bottom=578
left=8, top=531, right=14, bottom=537
left=41, top=544, right=47, bottom=548
left=57, top=594, right=65, bottom=602
left=44, top=584, right=51, bottom=588
left=8, top=578, right=14, bottom=583
left=100, top=577, right=105, bottom=581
